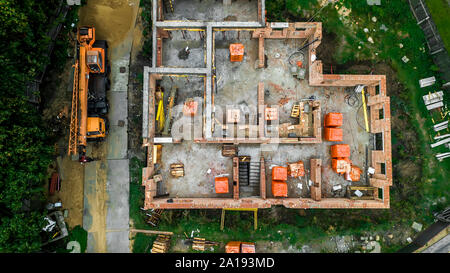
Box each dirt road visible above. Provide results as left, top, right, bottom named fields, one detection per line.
left=79, top=0, right=139, bottom=253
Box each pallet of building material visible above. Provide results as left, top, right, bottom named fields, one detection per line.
left=151, top=234, right=171, bottom=253
left=222, top=145, right=237, bottom=157
left=170, top=163, right=184, bottom=177
left=288, top=161, right=305, bottom=177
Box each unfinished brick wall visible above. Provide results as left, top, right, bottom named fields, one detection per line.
left=233, top=157, right=239, bottom=200
left=310, top=159, right=322, bottom=201
left=142, top=14, right=392, bottom=209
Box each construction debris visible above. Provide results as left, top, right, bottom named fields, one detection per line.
left=191, top=237, right=219, bottom=251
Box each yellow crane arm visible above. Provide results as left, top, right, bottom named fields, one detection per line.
left=68, top=61, right=79, bottom=155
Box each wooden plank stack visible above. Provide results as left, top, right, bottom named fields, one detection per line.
left=146, top=209, right=164, bottom=227
left=151, top=234, right=171, bottom=253
left=222, top=145, right=237, bottom=157
left=192, top=237, right=219, bottom=251
left=170, top=163, right=184, bottom=177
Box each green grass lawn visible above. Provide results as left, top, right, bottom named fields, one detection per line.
left=426, top=0, right=450, bottom=52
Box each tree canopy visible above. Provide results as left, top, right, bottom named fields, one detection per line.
left=0, top=0, right=68, bottom=252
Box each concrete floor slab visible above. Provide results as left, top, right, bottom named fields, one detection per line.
left=107, top=125, right=128, bottom=160
left=163, top=31, right=205, bottom=68
left=163, top=0, right=259, bottom=22
left=160, top=142, right=233, bottom=198
left=154, top=36, right=370, bottom=199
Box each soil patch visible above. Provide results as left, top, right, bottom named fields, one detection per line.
left=79, top=0, right=135, bottom=50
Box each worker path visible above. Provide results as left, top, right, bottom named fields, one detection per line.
left=80, top=0, right=140, bottom=253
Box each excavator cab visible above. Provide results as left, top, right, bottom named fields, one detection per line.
left=78, top=26, right=106, bottom=74
left=86, top=50, right=103, bottom=73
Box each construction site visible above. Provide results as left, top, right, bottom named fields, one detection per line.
left=4, top=0, right=450, bottom=256
left=141, top=0, right=393, bottom=210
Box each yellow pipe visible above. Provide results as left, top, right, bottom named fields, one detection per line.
left=223, top=208, right=258, bottom=211
left=362, top=87, right=369, bottom=132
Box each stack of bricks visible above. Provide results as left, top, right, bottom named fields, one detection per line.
left=331, top=144, right=351, bottom=174
left=271, top=166, right=288, bottom=197
left=151, top=235, right=171, bottom=253
left=324, top=112, right=343, bottom=142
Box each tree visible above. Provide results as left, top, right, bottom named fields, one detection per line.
left=0, top=0, right=71, bottom=252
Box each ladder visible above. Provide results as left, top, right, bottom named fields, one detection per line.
left=291, top=104, right=300, bottom=118
left=68, top=61, right=79, bottom=155
left=162, top=86, right=177, bottom=136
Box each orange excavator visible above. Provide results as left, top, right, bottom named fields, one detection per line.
left=68, top=26, right=109, bottom=159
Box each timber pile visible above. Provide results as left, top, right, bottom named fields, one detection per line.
left=146, top=209, right=164, bottom=227
left=222, top=145, right=238, bottom=157
left=151, top=234, right=171, bottom=253
left=170, top=163, right=184, bottom=177
left=191, top=237, right=219, bottom=251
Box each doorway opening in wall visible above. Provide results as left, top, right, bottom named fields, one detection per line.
left=378, top=188, right=383, bottom=200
